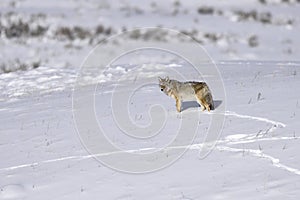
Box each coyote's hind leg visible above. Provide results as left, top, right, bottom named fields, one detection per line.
left=196, top=95, right=210, bottom=112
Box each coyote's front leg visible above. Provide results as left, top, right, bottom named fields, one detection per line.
left=175, top=97, right=182, bottom=112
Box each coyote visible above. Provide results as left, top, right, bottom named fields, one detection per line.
left=158, top=77, right=214, bottom=112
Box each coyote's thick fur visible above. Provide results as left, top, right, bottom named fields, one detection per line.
left=158, top=77, right=214, bottom=112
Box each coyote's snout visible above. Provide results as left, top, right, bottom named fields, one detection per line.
left=158, top=76, right=214, bottom=112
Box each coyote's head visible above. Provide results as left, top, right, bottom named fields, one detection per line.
left=158, top=76, right=172, bottom=96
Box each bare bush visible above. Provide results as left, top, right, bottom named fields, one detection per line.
left=0, top=60, right=41, bottom=74
left=197, top=6, right=215, bottom=15
left=248, top=35, right=259, bottom=47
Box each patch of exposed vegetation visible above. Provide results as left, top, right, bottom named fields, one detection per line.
left=197, top=6, right=215, bottom=15
left=0, top=60, right=41, bottom=74
left=258, top=0, right=300, bottom=4
left=232, top=9, right=294, bottom=26
left=0, top=12, right=115, bottom=43
left=248, top=35, right=259, bottom=47
left=233, top=10, right=272, bottom=24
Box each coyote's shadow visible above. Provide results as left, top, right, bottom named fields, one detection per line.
left=181, top=100, right=222, bottom=111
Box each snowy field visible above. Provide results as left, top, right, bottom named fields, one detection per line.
left=1, top=0, right=300, bottom=199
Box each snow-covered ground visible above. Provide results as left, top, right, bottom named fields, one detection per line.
left=0, top=0, right=300, bottom=199
left=1, top=60, right=300, bottom=199
left=0, top=0, right=299, bottom=72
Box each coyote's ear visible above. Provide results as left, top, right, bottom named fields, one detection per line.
left=165, top=76, right=169, bottom=81
left=158, top=76, right=163, bottom=82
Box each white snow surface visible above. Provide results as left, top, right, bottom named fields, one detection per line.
left=0, top=0, right=299, bottom=71
left=1, top=60, right=300, bottom=199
